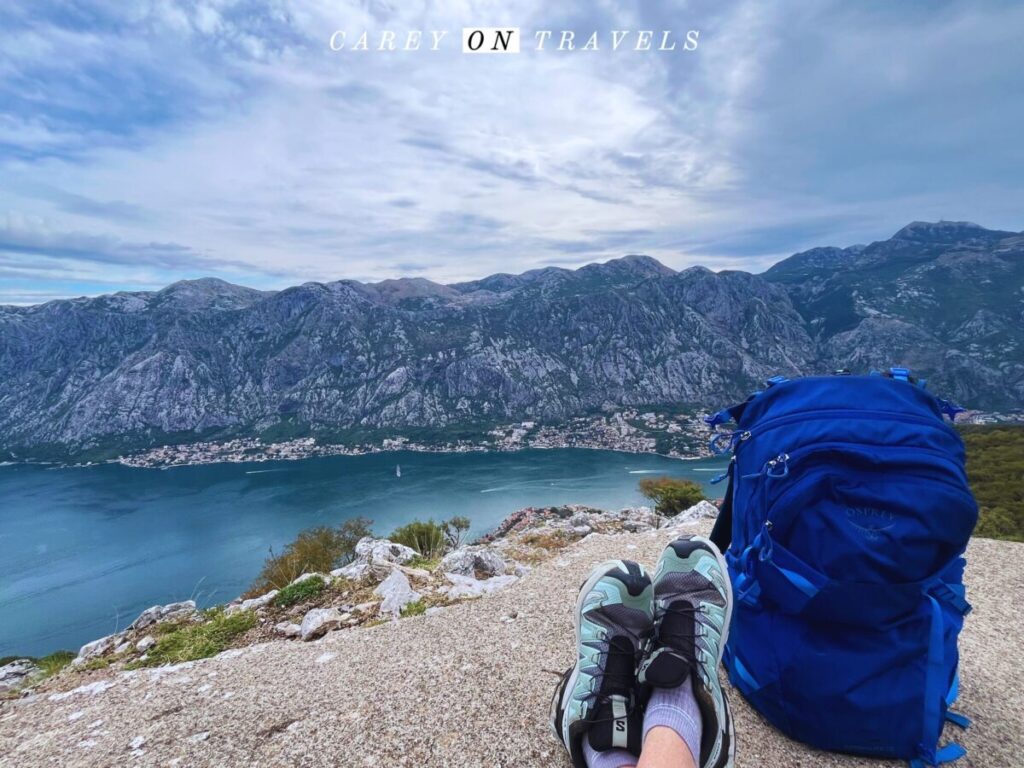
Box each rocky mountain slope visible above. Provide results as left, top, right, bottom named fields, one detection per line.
left=1, top=221, right=1021, bottom=457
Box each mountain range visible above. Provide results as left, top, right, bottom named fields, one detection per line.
left=1, top=220, right=1021, bottom=458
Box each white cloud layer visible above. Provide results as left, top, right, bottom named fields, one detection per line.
left=0, top=0, right=1022, bottom=303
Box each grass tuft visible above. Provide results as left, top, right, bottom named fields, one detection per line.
left=273, top=576, right=326, bottom=608
left=399, top=599, right=427, bottom=618
left=137, top=609, right=256, bottom=667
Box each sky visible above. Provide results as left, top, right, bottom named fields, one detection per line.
left=1, top=1, right=1022, bottom=305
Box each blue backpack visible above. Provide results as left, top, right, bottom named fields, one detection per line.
left=706, top=370, right=977, bottom=767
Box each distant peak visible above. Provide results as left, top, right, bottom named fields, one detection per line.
left=891, top=220, right=997, bottom=242
left=599, top=254, right=676, bottom=276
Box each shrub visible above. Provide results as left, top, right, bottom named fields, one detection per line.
left=443, top=516, right=471, bottom=549
left=390, top=519, right=447, bottom=558
left=140, top=609, right=256, bottom=667
left=962, top=425, right=1024, bottom=542
left=248, top=517, right=373, bottom=595
left=273, top=576, right=326, bottom=608
left=639, top=476, right=705, bottom=516
left=400, top=599, right=426, bottom=618
left=37, top=651, right=75, bottom=678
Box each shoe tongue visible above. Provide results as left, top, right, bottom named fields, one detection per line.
left=643, top=599, right=696, bottom=688
left=587, top=635, right=642, bottom=754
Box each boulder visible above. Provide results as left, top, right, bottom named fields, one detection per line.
left=299, top=608, right=344, bottom=641
left=331, top=537, right=417, bottom=581
left=114, top=641, right=133, bottom=655
left=354, top=537, right=416, bottom=566
left=440, top=546, right=506, bottom=578
left=128, top=600, right=197, bottom=631
left=374, top=570, right=421, bottom=617
left=274, top=622, right=302, bottom=638
left=0, top=659, right=41, bottom=692
left=72, top=632, right=124, bottom=665
left=442, top=573, right=518, bottom=599
left=226, top=590, right=279, bottom=615
left=331, top=562, right=369, bottom=581
left=673, top=500, right=719, bottom=522
left=136, top=636, right=156, bottom=653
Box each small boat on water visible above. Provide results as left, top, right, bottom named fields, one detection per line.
left=395, top=464, right=401, bottom=478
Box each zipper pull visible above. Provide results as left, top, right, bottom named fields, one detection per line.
left=764, top=453, right=790, bottom=478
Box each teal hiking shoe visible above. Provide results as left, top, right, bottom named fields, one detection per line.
left=550, top=560, right=654, bottom=767
left=638, top=536, right=735, bottom=768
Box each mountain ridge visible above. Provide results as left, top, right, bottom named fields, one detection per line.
left=1, top=222, right=1021, bottom=457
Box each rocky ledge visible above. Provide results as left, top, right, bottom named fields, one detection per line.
left=1, top=503, right=703, bottom=693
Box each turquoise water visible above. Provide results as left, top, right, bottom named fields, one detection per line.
left=0, top=449, right=727, bottom=657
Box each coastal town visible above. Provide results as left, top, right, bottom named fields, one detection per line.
left=114, top=410, right=714, bottom=469
left=40, top=405, right=1022, bottom=470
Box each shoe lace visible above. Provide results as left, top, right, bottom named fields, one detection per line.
left=656, top=601, right=700, bottom=669
left=580, top=627, right=646, bottom=717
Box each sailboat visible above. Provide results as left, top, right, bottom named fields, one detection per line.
left=395, top=464, right=402, bottom=478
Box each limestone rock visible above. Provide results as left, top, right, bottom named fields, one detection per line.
left=73, top=632, right=124, bottom=665
left=374, top=570, right=421, bottom=617
left=672, top=500, right=719, bottom=522
left=299, top=608, right=344, bottom=641
left=442, top=573, right=518, bottom=599
left=128, top=600, right=197, bottom=631
left=226, top=590, right=279, bottom=615
left=274, top=622, right=302, bottom=638
left=0, top=659, right=41, bottom=691
left=331, top=562, right=369, bottom=581
left=354, top=537, right=416, bottom=566
left=440, top=546, right=506, bottom=578
left=136, top=636, right=156, bottom=652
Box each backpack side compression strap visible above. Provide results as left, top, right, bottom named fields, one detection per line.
left=709, top=464, right=733, bottom=552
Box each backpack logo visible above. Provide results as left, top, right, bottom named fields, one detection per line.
left=845, top=507, right=896, bottom=539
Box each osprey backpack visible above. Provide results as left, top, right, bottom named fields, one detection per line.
left=706, top=369, right=977, bottom=767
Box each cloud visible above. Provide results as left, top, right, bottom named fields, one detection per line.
left=0, top=0, right=1021, bottom=303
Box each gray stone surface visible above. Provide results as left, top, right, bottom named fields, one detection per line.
left=298, top=609, right=344, bottom=642
left=225, top=590, right=279, bottom=616
left=374, top=570, right=421, bottom=618
left=0, top=660, right=40, bottom=692
left=128, top=601, right=197, bottom=632
left=439, top=546, right=506, bottom=578
left=441, top=573, right=518, bottom=599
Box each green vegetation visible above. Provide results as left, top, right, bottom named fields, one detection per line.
left=638, top=476, right=705, bottom=516
left=962, top=425, right=1024, bottom=542
left=36, top=650, right=76, bottom=677
left=389, top=519, right=447, bottom=558
left=400, top=599, right=427, bottom=618
left=388, top=515, right=469, bottom=558
left=406, top=554, right=441, bottom=571
left=273, top=576, right=326, bottom=607
left=248, top=517, right=373, bottom=595
left=137, top=609, right=257, bottom=667
left=443, top=516, right=471, bottom=549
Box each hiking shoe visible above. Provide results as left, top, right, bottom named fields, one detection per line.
left=550, top=560, right=654, bottom=767
left=638, top=536, right=735, bottom=768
